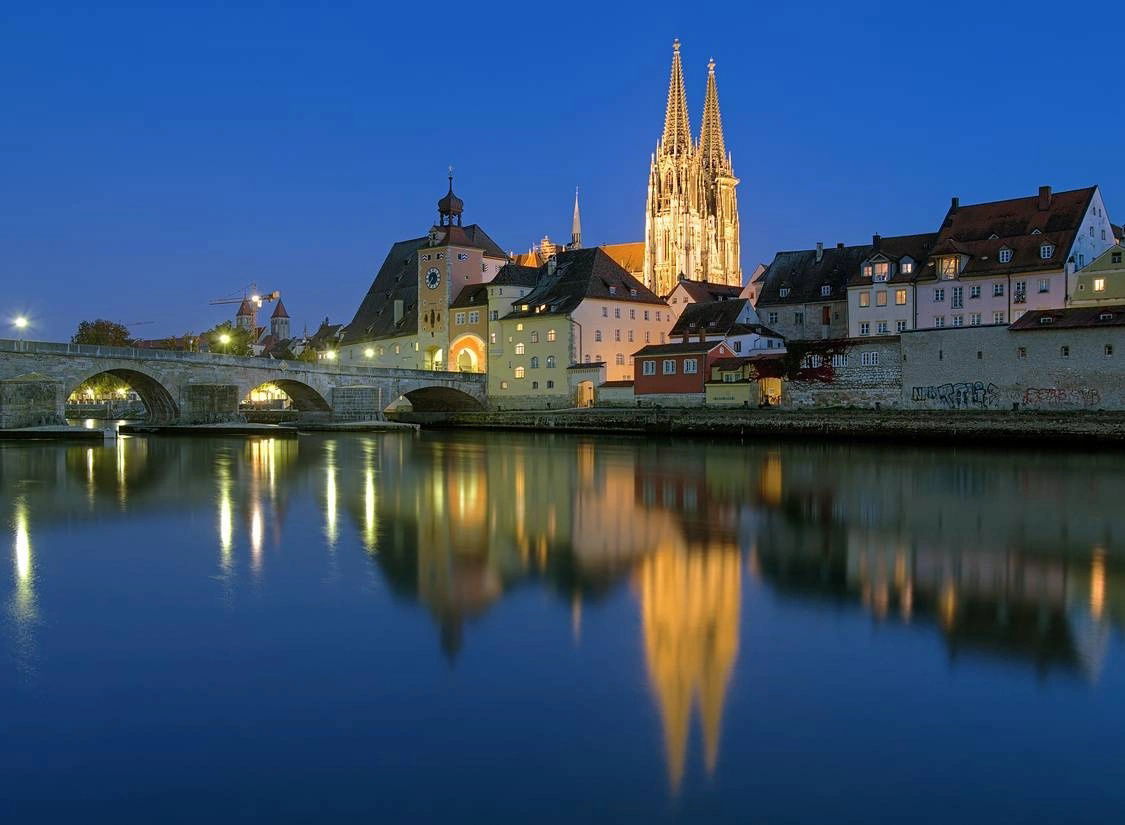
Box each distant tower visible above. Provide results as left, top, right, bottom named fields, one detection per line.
left=568, top=186, right=582, bottom=250
left=642, top=41, right=741, bottom=297
left=235, top=297, right=255, bottom=331
left=437, top=166, right=464, bottom=227
left=270, top=299, right=290, bottom=340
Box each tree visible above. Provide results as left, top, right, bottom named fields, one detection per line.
left=72, top=319, right=133, bottom=347
left=203, top=322, right=254, bottom=357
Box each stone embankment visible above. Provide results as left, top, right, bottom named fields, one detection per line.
left=398, top=408, right=1125, bottom=446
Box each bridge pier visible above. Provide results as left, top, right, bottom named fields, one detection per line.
left=180, top=384, right=242, bottom=424
left=0, top=374, right=65, bottom=428
left=330, top=386, right=385, bottom=422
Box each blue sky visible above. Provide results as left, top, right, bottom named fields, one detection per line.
left=4, top=1, right=1124, bottom=340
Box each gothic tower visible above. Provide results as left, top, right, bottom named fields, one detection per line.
left=642, top=41, right=741, bottom=298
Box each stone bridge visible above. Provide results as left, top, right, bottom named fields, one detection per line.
left=0, top=339, right=487, bottom=427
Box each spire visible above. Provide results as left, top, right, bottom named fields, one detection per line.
left=437, top=165, right=464, bottom=226
left=660, top=39, right=692, bottom=155
left=698, top=58, right=729, bottom=173
left=570, top=186, right=582, bottom=249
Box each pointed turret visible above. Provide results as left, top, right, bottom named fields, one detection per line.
left=660, top=39, right=692, bottom=156
left=569, top=186, right=582, bottom=249
left=270, top=299, right=289, bottom=319
left=270, top=299, right=290, bottom=340
left=698, top=58, right=729, bottom=174
left=437, top=167, right=464, bottom=227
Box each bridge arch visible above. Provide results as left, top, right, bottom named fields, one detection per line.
left=244, top=378, right=331, bottom=412
left=67, top=367, right=179, bottom=423
left=398, top=385, right=486, bottom=412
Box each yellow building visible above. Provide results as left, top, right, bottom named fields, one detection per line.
left=1073, top=246, right=1125, bottom=306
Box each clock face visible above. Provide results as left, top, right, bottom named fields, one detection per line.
left=425, top=267, right=440, bottom=289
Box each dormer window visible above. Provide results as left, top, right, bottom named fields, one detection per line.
left=862, top=264, right=873, bottom=278
left=1039, top=316, right=1054, bottom=324
left=901, top=259, right=914, bottom=275
left=1099, top=311, right=1115, bottom=321
left=939, top=257, right=959, bottom=279
left=1040, top=243, right=1054, bottom=259
left=1113, top=251, right=1123, bottom=264
left=608, top=286, right=617, bottom=295
left=820, top=285, right=831, bottom=296
left=873, top=262, right=889, bottom=281
left=1032, top=228, right=1042, bottom=235
left=629, top=288, right=638, bottom=297
left=999, top=247, right=1013, bottom=264
left=779, top=287, right=791, bottom=298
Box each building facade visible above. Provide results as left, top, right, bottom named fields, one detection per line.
left=642, top=41, right=741, bottom=298
left=1072, top=246, right=1125, bottom=306
left=847, top=233, right=935, bottom=337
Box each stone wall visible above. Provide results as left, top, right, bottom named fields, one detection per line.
left=784, top=337, right=902, bottom=408
left=179, top=384, right=241, bottom=424
left=595, top=384, right=636, bottom=407
left=901, top=325, right=1125, bottom=411
left=330, top=386, right=382, bottom=421
left=0, top=376, right=64, bottom=428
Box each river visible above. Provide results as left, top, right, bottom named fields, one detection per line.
left=2, top=431, right=1123, bottom=822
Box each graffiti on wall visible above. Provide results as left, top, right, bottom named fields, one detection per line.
left=1022, top=387, right=1102, bottom=407
left=911, top=381, right=999, bottom=409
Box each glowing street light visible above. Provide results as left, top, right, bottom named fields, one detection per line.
left=364, top=348, right=374, bottom=358
left=324, top=350, right=337, bottom=361
left=14, top=316, right=28, bottom=329
left=219, top=333, right=231, bottom=344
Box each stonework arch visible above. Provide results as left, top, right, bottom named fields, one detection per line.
left=244, top=378, right=331, bottom=412
left=449, top=334, right=485, bottom=373
left=66, top=367, right=179, bottom=423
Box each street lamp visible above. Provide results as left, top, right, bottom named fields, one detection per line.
left=364, top=348, right=374, bottom=358
left=324, top=350, right=337, bottom=361
left=12, top=316, right=28, bottom=340
left=218, top=333, right=231, bottom=354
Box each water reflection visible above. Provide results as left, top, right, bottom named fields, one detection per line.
left=3, top=432, right=1124, bottom=798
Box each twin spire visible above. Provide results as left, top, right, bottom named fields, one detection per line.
left=659, top=40, right=730, bottom=172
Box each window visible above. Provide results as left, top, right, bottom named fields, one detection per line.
left=594, top=330, right=602, bottom=342
left=515, top=343, right=525, bottom=354
left=952, top=315, right=963, bottom=327
left=394, top=344, right=400, bottom=354
left=662, top=359, right=676, bottom=375
left=722, top=372, right=738, bottom=383
left=516, top=322, right=524, bottom=331
left=628, top=330, right=634, bottom=342
left=822, top=306, right=831, bottom=325
left=615, top=353, right=625, bottom=365
left=732, top=340, right=742, bottom=352
left=490, top=310, right=499, bottom=321
left=1060, top=345, right=1070, bottom=358
left=794, top=311, right=804, bottom=325
left=656, top=311, right=662, bottom=321
left=802, top=354, right=823, bottom=369
left=859, top=322, right=870, bottom=335
left=530, top=331, right=539, bottom=343
left=993, top=282, right=1004, bottom=297
left=531, top=381, right=539, bottom=389
left=876, top=321, right=889, bottom=334
left=940, top=257, right=959, bottom=278
left=861, top=351, right=880, bottom=366
left=970, top=285, right=981, bottom=299
left=934, top=288, right=945, bottom=302
left=489, top=332, right=497, bottom=344
left=500, top=381, right=509, bottom=390
left=1091, top=226, right=1096, bottom=238
left=970, top=313, right=981, bottom=326
left=1014, top=280, right=1027, bottom=303
left=645, top=331, right=651, bottom=343
left=859, top=291, right=871, bottom=308
left=602, top=307, right=608, bottom=317
left=896, top=320, right=907, bottom=332
left=530, top=356, right=539, bottom=368
left=1094, top=278, right=1106, bottom=292
left=820, top=285, right=831, bottom=296
left=643, top=310, right=650, bottom=320
left=630, top=309, right=636, bottom=320
left=683, top=358, right=698, bottom=374
left=454, top=312, right=465, bottom=325
left=1017, top=347, right=1026, bottom=359
left=934, top=316, right=945, bottom=328
left=546, top=380, right=555, bottom=389
left=863, top=264, right=873, bottom=278
left=993, top=311, right=1006, bottom=324
left=614, top=329, right=621, bottom=342
left=468, top=311, right=479, bottom=324
left=998, top=248, right=1013, bottom=264
left=547, top=329, right=558, bottom=343
left=642, top=360, right=656, bottom=375
left=1040, top=243, right=1054, bottom=259
left=614, top=308, right=621, bottom=319
left=951, top=287, right=963, bottom=308
left=607, top=286, right=617, bottom=296
left=1038, top=279, right=1050, bottom=293
left=873, top=262, right=889, bottom=281
left=768, top=312, right=778, bottom=324
left=901, top=261, right=914, bottom=275
left=876, top=291, right=887, bottom=307
left=514, top=366, right=525, bottom=378
left=1113, top=252, right=1122, bottom=264
left=831, top=353, right=848, bottom=368
left=1106, top=345, right=1114, bottom=357
left=895, top=289, right=907, bottom=306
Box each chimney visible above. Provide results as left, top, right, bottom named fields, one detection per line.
left=872, top=233, right=881, bottom=250
left=836, top=242, right=845, bottom=249
left=815, top=242, right=824, bottom=262
left=393, top=299, right=403, bottom=324
left=1038, top=185, right=1052, bottom=211
left=950, top=196, right=959, bottom=213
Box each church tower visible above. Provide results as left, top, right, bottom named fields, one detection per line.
left=642, top=41, right=741, bottom=298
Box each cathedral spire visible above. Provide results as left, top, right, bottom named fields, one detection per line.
left=570, top=186, right=582, bottom=249
left=698, top=58, right=729, bottom=173
left=660, top=39, right=692, bottom=155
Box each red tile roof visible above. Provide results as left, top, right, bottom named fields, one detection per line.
left=1009, top=304, right=1125, bottom=331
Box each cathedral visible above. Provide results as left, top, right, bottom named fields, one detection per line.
left=642, top=40, right=742, bottom=299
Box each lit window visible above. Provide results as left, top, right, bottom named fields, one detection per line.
left=876, top=291, right=887, bottom=307
left=862, top=264, right=873, bottom=278
left=1094, top=278, right=1106, bottom=292
left=515, top=343, right=525, bottom=354
left=489, top=332, right=496, bottom=344
left=895, top=289, right=907, bottom=305
left=859, top=291, right=871, bottom=308
left=515, top=366, right=526, bottom=378
left=546, top=329, right=557, bottom=342
left=940, top=257, right=959, bottom=278
left=873, top=262, right=889, bottom=281
left=998, top=248, right=1013, bottom=264
left=500, top=381, right=508, bottom=389
left=901, top=261, right=914, bottom=275
left=517, top=323, right=524, bottom=331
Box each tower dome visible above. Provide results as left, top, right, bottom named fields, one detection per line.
left=438, top=168, right=463, bottom=227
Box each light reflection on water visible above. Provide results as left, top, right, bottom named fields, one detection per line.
left=1, top=432, right=1124, bottom=822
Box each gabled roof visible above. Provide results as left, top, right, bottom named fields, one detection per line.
left=600, top=241, right=645, bottom=274
left=1082, top=245, right=1125, bottom=274
left=440, top=224, right=507, bottom=258
left=847, top=233, right=938, bottom=287
left=340, top=236, right=428, bottom=345
left=451, top=283, right=488, bottom=309
left=670, top=298, right=750, bottom=337
left=236, top=298, right=255, bottom=317
left=669, top=279, right=743, bottom=302
left=504, top=248, right=664, bottom=319
left=270, top=299, right=289, bottom=319
left=1009, top=304, right=1125, bottom=331
left=634, top=340, right=727, bottom=357
left=757, top=243, right=872, bottom=306
left=490, top=263, right=540, bottom=288
left=918, top=186, right=1096, bottom=280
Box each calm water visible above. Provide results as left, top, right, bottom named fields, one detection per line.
left=2, top=430, right=1123, bottom=823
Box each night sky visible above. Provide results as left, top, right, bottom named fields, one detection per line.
left=5, top=1, right=1123, bottom=341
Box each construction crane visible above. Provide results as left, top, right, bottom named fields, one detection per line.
left=209, top=283, right=280, bottom=330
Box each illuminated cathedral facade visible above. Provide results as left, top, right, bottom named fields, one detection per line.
left=643, top=40, right=742, bottom=299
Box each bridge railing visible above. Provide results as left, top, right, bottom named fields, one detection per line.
left=0, top=338, right=486, bottom=383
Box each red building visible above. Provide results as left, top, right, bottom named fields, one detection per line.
left=633, top=340, right=736, bottom=402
